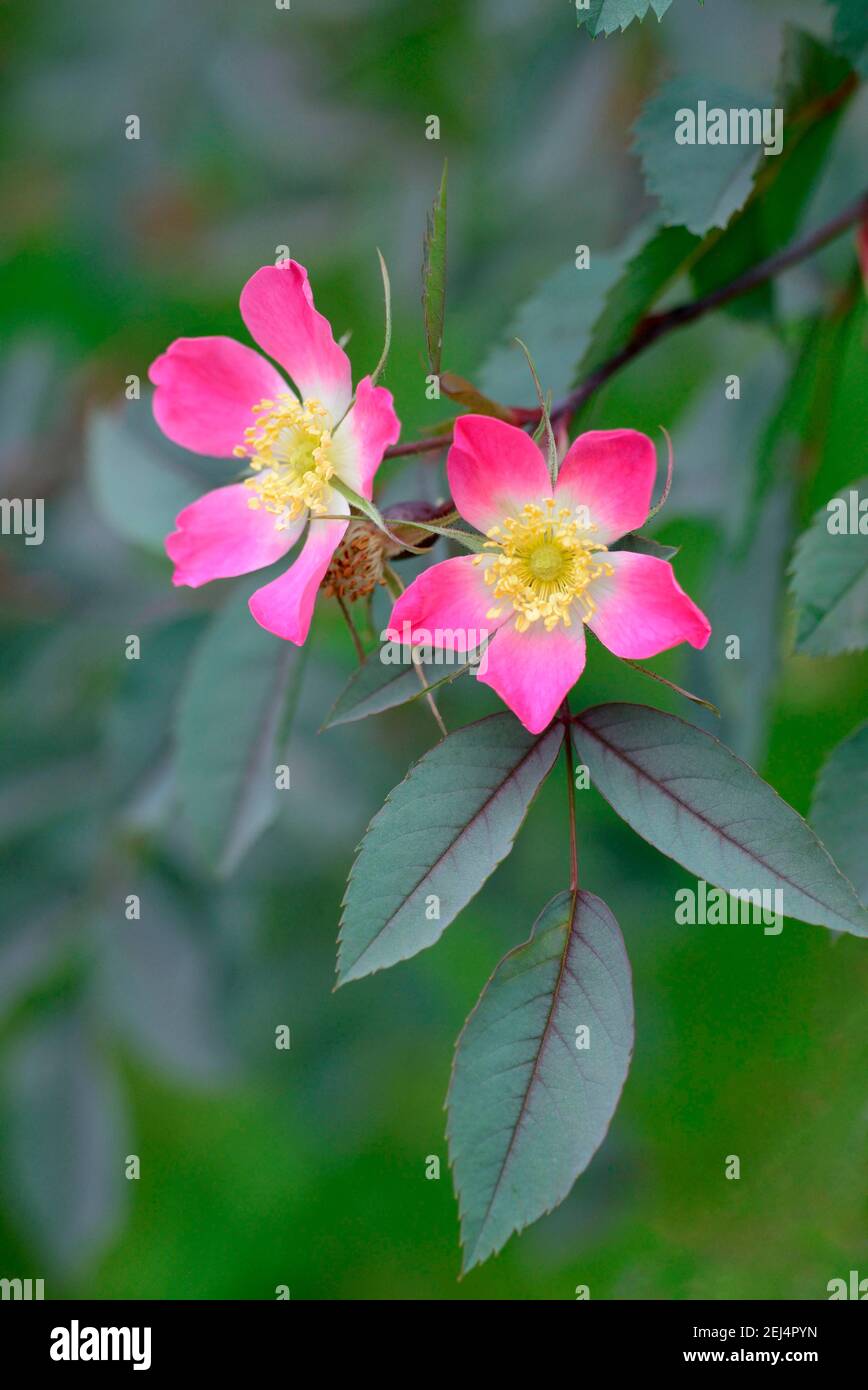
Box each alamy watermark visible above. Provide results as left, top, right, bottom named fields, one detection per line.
left=0, top=498, right=44, bottom=545
left=380, top=623, right=491, bottom=675
left=675, top=101, right=783, bottom=157
left=50, top=1321, right=151, bottom=1371
left=826, top=490, right=867, bottom=534
left=675, top=880, right=784, bottom=936
left=1, top=1276, right=44, bottom=1299
left=827, top=1270, right=868, bottom=1299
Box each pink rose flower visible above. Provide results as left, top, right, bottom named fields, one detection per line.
left=149, top=262, right=400, bottom=643
left=388, top=416, right=711, bottom=733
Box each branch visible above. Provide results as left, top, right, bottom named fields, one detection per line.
left=556, top=188, right=868, bottom=419
left=383, top=434, right=450, bottom=458
left=561, top=697, right=578, bottom=894
left=336, top=592, right=366, bottom=663
left=385, top=189, right=868, bottom=460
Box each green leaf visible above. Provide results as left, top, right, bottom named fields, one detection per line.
left=811, top=721, right=868, bottom=904
left=750, top=296, right=865, bottom=538
left=95, top=879, right=234, bottom=1083
left=811, top=301, right=868, bottom=501
left=422, top=160, right=448, bottom=375
left=789, top=478, right=868, bottom=656
left=690, top=29, right=854, bottom=318
left=826, top=0, right=868, bottom=76
left=668, top=332, right=792, bottom=760
left=633, top=77, right=767, bottom=236
left=576, top=222, right=699, bottom=380
left=104, top=616, right=202, bottom=795
left=176, top=584, right=304, bottom=875
left=774, top=22, right=854, bottom=120
left=751, top=315, right=833, bottom=521
left=448, top=889, right=633, bottom=1272
left=668, top=327, right=788, bottom=544
left=337, top=713, right=564, bottom=984
left=0, top=913, right=63, bottom=1024
left=577, top=0, right=672, bottom=37
left=572, top=703, right=868, bottom=938
left=86, top=406, right=203, bottom=553
left=322, top=648, right=473, bottom=730
left=1, top=1012, right=128, bottom=1273
left=688, top=481, right=793, bottom=766
left=479, top=251, right=636, bottom=406
left=483, top=219, right=701, bottom=410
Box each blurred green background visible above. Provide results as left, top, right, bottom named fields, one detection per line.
left=0, top=0, right=866, bottom=1299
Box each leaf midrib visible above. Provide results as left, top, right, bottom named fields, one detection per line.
left=575, top=712, right=859, bottom=927
left=466, top=893, right=578, bottom=1263
left=341, top=727, right=562, bottom=974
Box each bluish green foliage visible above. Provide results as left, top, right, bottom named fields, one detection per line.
left=789, top=479, right=868, bottom=656
left=577, top=0, right=673, bottom=38
left=811, top=722, right=868, bottom=904
left=1, top=0, right=866, bottom=1298
left=449, top=891, right=633, bottom=1271
left=573, top=704, right=868, bottom=937
left=338, top=715, right=563, bottom=983
left=176, top=585, right=303, bottom=875
left=633, top=77, right=768, bottom=235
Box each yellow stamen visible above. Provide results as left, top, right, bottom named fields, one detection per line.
left=237, top=394, right=334, bottom=529
left=472, top=497, right=613, bottom=632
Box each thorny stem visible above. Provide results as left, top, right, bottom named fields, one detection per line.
left=413, top=652, right=448, bottom=739
left=383, top=435, right=449, bottom=458
left=560, top=188, right=868, bottom=419
left=561, top=699, right=579, bottom=895
left=336, top=592, right=366, bottom=664
left=384, top=188, right=868, bottom=462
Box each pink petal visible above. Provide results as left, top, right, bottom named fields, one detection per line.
left=478, top=620, right=586, bottom=735
left=387, top=555, right=504, bottom=652
left=587, top=551, right=711, bottom=658
left=166, top=483, right=301, bottom=588
left=447, top=416, right=552, bottom=535
left=332, top=375, right=401, bottom=500
left=555, top=429, right=657, bottom=544
left=239, top=263, right=353, bottom=422
left=248, top=496, right=349, bottom=646
left=149, top=337, right=288, bottom=457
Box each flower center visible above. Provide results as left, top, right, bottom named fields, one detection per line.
left=475, top=499, right=613, bottom=632
left=235, top=394, right=334, bottom=528
left=527, top=541, right=566, bottom=583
